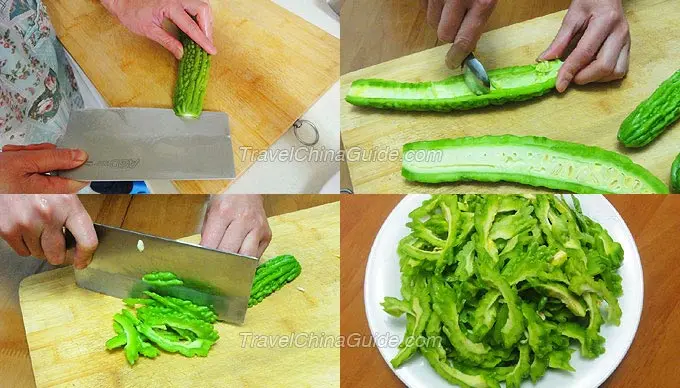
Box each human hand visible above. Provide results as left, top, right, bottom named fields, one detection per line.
left=421, top=0, right=498, bottom=68
left=101, top=0, right=217, bottom=59
left=0, top=195, right=98, bottom=269
left=0, top=143, right=89, bottom=194
left=538, top=0, right=630, bottom=92
left=200, top=195, right=272, bottom=258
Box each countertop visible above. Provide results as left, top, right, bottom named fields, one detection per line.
left=69, top=1, right=340, bottom=194
left=340, top=194, right=680, bottom=387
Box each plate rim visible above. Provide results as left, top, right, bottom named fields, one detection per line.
left=363, top=194, right=644, bottom=388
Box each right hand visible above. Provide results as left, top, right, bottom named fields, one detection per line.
left=0, top=195, right=98, bottom=269
left=421, top=0, right=498, bottom=69
left=0, top=143, right=89, bottom=194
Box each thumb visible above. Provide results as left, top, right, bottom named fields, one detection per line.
left=2, top=143, right=56, bottom=152
left=24, top=174, right=89, bottom=194
left=21, top=148, right=88, bottom=173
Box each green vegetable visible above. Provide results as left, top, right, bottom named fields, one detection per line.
left=106, top=274, right=220, bottom=365
left=383, top=195, right=624, bottom=387
left=346, top=60, right=562, bottom=111
left=142, top=271, right=184, bottom=287
left=618, top=70, right=680, bottom=148
left=173, top=31, right=211, bottom=118
left=672, top=153, right=680, bottom=193
left=249, top=254, right=302, bottom=307
left=402, top=135, right=668, bottom=194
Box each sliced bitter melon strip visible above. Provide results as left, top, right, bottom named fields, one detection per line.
left=345, top=60, right=562, bottom=112
left=402, top=135, right=668, bottom=194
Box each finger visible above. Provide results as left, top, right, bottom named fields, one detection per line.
left=41, top=225, right=66, bottom=266
left=64, top=204, right=98, bottom=269
left=2, top=143, right=56, bottom=152
left=239, top=230, right=261, bottom=258
left=556, top=18, right=614, bottom=93
left=21, top=225, right=45, bottom=259
left=427, top=0, right=445, bottom=29
left=24, top=175, right=89, bottom=194
left=438, top=0, right=465, bottom=43
left=573, top=32, right=625, bottom=85
left=599, top=40, right=630, bottom=82
left=217, top=222, right=250, bottom=254
left=184, top=0, right=214, bottom=42
left=445, top=1, right=495, bottom=69
left=538, top=11, right=584, bottom=61
left=200, top=206, right=230, bottom=249
left=147, top=25, right=184, bottom=59
left=20, top=148, right=88, bottom=173
left=170, top=7, right=217, bottom=55
left=2, top=233, right=31, bottom=256
left=256, top=239, right=269, bottom=259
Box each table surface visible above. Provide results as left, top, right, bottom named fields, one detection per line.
left=340, top=194, right=680, bottom=387
left=0, top=194, right=339, bottom=388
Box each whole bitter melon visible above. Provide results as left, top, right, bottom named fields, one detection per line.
left=618, top=70, right=680, bottom=147
left=402, top=135, right=668, bottom=194
left=672, top=153, right=680, bottom=193
left=173, top=31, right=211, bottom=118
left=249, top=254, right=302, bottom=307
left=345, top=60, right=562, bottom=112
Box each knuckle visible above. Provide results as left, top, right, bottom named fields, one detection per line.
left=453, top=35, right=474, bottom=51
left=477, top=0, right=497, bottom=10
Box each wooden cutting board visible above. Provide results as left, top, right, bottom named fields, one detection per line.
left=44, top=0, right=339, bottom=194
left=340, top=0, right=679, bottom=194
left=19, top=202, right=340, bottom=387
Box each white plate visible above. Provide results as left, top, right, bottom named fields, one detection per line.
left=364, top=195, right=643, bottom=388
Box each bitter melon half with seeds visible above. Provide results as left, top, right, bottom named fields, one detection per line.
left=345, top=60, right=562, bottom=112
left=402, top=135, right=668, bottom=194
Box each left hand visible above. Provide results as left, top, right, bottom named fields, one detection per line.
left=101, top=0, right=217, bottom=59
left=200, top=195, right=272, bottom=258
left=538, top=0, right=631, bottom=92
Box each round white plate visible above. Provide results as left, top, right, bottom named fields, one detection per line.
left=364, top=195, right=643, bottom=388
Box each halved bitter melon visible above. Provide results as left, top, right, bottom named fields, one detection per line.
left=345, top=60, right=562, bottom=112
left=402, top=135, right=668, bottom=194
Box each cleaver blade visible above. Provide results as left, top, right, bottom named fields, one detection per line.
left=72, top=224, right=258, bottom=325
left=57, top=108, right=235, bottom=181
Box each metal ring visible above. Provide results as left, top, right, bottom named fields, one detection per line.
left=340, top=188, right=353, bottom=194
left=293, top=119, right=320, bottom=146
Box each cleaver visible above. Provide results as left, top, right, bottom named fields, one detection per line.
left=57, top=108, right=236, bottom=181
left=70, top=224, right=258, bottom=325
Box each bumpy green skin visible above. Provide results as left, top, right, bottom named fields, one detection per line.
left=173, top=32, right=211, bottom=118
left=345, top=60, right=562, bottom=112
left=248, top=254, right=302, bottom=307
left=142, top=271, right=184, bottom=287
left=618, top=70, right=680, bottom=147
left=672, top=153, right=680, bottom=193
left=402, top=135, right=668, bottom=194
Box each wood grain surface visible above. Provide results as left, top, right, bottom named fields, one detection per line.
left=19, top=201, right=340, bottom=387
left=43, top=0, right=339, bottom=194
left=0, top=195, right=338, bottom=387
left=340, top=0, right=571, bottom=74
left=340, top=194, right=680, bottom=387
left=340, top=0, right=680, bottom=193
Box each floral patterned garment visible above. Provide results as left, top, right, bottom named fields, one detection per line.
left=0, top=0, right=83, bottom=147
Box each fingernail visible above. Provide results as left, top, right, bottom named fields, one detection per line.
left=71, top=149, right=88, bottom=163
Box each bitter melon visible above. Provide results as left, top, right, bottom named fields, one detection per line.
left=249, top=254, right=302, bottom=307
left=618, top=70, right=680, bottom=147
left=345, top=60, right=562, bottom=112
left=402, top=135, right=668, bottom=194
left=173, top=31, right=211, bottom=118
left=672, top=153, right=680, bottom=193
